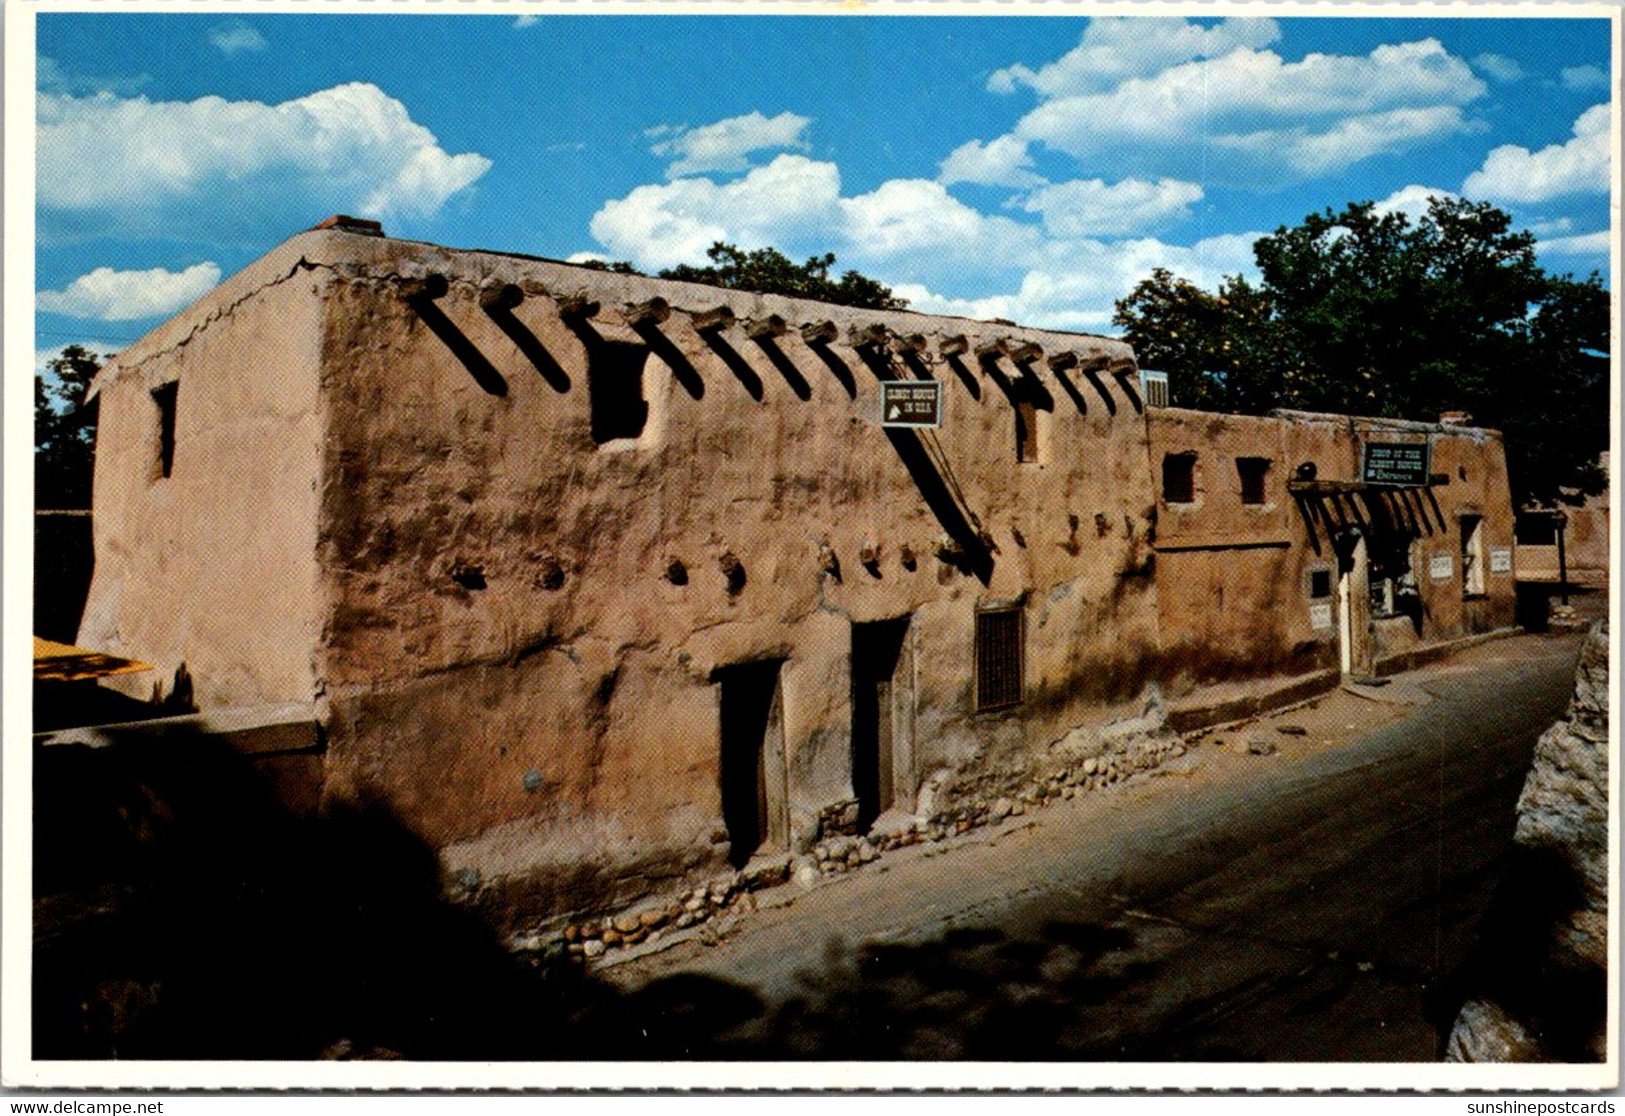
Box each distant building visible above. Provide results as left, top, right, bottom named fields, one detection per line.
left=75, top=222, right=1518, bottom=924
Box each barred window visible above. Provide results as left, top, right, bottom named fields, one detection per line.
left=975, top=606, right=1024, bottom=711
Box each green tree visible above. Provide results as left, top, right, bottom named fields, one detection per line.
left=590, top=242, right=907, bottom=311
left=1113, top=197, right=1608, bottom=505
left=35, top=344, right=103, bottom=509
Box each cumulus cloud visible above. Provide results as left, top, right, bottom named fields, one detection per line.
left=648, top=111, right=810, bottom=177
left=938, top=135, right=1044, bottom=188
left=40, top=263, right=222, bottom=321
left=208, top=20, right=267, bottom=55
left=1537, top=230, right=1609, bottom=256
left=37, top=83, right=492, bottom=241
left=1019, top=178, right=1203, bottom=238
left=1372, top=184, right=1460, bottom=223
left=1462, top=104, right=1610, bottom=202
left=1473, top=53, right=1524, bottom=82
left=895, top=231, right=1262, bottom=333
left=38, top=262, right=222, bottom=321
left=590, top=154, right=842, bottom=269
left=1561, top=65, right=1609, bottom=91
left=1008, top=37, right=1484, bottom=185
left=989, top=17, right=1281, bottom=97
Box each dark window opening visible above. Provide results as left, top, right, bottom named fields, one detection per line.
left=1162, top=453, right=1196, bottom=504
left=151, top=381, right=178, bottom=479
left=717, top=659, right=785, bottom=869
left=975, top=607, right=1023, bottom=712
left=1237, top=457, right=1270, bottom=505
left=852, top=617, right=910, bottom=831
left=588, top=341, right=650, bottom=444
left=1309, top=569, right=1332, bottom=599
left=1369, top=534, right=1423, bottom=630
left=1015, top=397, right=1040, bottom=464
left=1515, top=515, right=1558, bottom=546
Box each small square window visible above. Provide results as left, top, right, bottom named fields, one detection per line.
left=974, top=607, right=1023, bottom=711
left=1162, top=453, right=1196, bottom=504
left=1309, top=568, right=1332, bottom=599
left=1237, top=457, right=1270, bottom=506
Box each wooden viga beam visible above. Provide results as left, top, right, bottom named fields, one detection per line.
left=938, top=334, right=970, bottom=357
left=975, top=336, right=1012, bottom=361
left=691, top=305, right=736, bottom=332
left=746, top=314, right=790, bottom=340
left=1047, top=350, right=1080, bottom=372
left=891, top=332, right=929, bottom=355
left=800, top=319, right=838, bottom=345
left=1007, top=341, right=1044, bottom=364
left=398, top=273, right=449, bottom=302
left=848, top=322, right=890, bottom=350
left=479, top=280, right=524, bottom=312
left=555, top=291, right=601, bottom=320
left=625, top=297, right=671, bottom=327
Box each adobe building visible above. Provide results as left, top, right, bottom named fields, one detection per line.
left=70, top=220, right=1519, bottom=929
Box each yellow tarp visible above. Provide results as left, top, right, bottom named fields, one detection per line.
left=33, top=637, right=153, bottom=683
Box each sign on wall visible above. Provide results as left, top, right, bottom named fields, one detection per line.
left=1430, top=553, right=1454, bottom=581
left=1309, top=602, right=1334, bottom=630
left=1490, top=547, right=1513, bottom=574
left=1362, top=441, right=1431, bottom=487
left=880, top=381, right=943, bottom=428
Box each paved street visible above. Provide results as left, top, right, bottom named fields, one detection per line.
left=594, top=629, right=1589, bottom=1060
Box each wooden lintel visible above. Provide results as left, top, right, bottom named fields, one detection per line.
left=747, top=314, right=789, bottom=340
left=625, top=297, right=671, bottom=326
left=692, top=305, right=736, bottom=332
left=479, top=280, right=524, bottom=312
left=555, top=291, right=600, bottom=320
left=398, top=274, right=448, bottom=302
left=800, top=319, right=838, bottom=345
left=1288, top=478, right=1432, bottom=496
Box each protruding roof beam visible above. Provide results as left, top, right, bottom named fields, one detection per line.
left=800, top=319, right=838, bottom=345
left=975, top=336, right=1011, bottom=361
left=746, top=314, right=789, bottom=340
left=479, top=280, right=524, bottom=312
left=938, top=335, right=970, bottom=357
left=690, top=305, right=736, bottom=332
left=625, top=297, right=671, bottom=326
left=892, top=332, right=929, bottom=355
left=555, top=291, right=600, bottom=320
left=849, top=322, right=890, bottom=350
left=1008, top=341, right=1043, bottom=364
left=398, top=274, right=448, bottom=302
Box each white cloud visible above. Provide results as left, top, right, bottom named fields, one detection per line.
left=649, top=111, right=810, bottom=177
left=938, top=136, right=1044, bottom=188
left=1537, top=230, right=1609, bottom=256
left=514, top=15, right=540, bottom=28
left=590, top=154, right=842, bottom=270
left=207, top=20, right=267, bottom=55
left=39, top=262, right=222, bottom=321
left=1020, top=177, right=1203, bottom=238
left=989, top=17, right=1281, bottom=98
left=838, top=179, right=1040, bottom=265
left=1462, top=104, right=1610, bottom=202
left=1561, top=65, right=1609, bottom=91
left=1011, top=37, right=1484, bottom=184
left=1473, top=53, right=1524, bottom=82
left=1372, top=184, right=1460, bottom=223
left=37, top=83, right=492, bottom=241
left=895, top=231, right=1262, bottom=333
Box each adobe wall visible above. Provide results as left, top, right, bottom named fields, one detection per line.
left=77, top=248, right=329, bottom=710
left=304, top=232, right=1162, bottom=917
left=1147, top=407, right=1516, bottom=690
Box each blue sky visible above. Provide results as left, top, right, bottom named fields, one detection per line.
left=33, top=9, right=1615, bottom=367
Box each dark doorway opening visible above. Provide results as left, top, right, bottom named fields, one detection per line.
left=717, top=659, right=786, bottom=869
left=852, top=617, right=912, bottom=832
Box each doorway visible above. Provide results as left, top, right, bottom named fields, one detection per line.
left=716, top=659, right=788, bottom=869
left=851, top=616, right=914, bottom=831
left=1335, top=530, right=1374, bottom=679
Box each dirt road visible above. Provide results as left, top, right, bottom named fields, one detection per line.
left=595, top=629, right=1589, bottom=1060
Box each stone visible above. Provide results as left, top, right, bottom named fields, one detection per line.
left=612, top=912, right=641, bottom=935
left=581, top=939, right=606, bottom=960
left=793, top=857, right=821, bottom=889
left=1247, top=739, right=1277, bottom=756
left=601, top=929, right=621, bottom=947
left=639, top=908, right=667, bottom=929
left=1276, top=724, right=1308, bottom=736
left=990, top=798, right=1013, bottom=822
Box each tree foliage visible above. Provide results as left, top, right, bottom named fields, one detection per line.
left=36, top=345, right=104, bottom=509
left=1114, top=198, right=1609, bottom=506
left=585, top=242, right=908, bottom=311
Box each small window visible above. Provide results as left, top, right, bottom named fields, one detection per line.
left=1237, top=457, right=1270, bottom=506
left=1308, top=568, right=1332, bottom=599
left=1015, top=397, right=1039, bottom=464
left=151, top=381, right=178, bottom=479
left=588, top=341, right=650, bottom=445
left=1515, top=515, right=1557, bottom=546
left=974, top=606, right=1023, bottom=712
left=1162, top=453, right=1196, bottom=504
left=1461, top=514, right=1485, bottom=596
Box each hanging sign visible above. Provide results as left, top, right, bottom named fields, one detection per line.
left=1430, top=553, right=1454, bottom=581
left=880, top=381, right=943, bottom=428
left=1361, top=441, right=1431, bottom=487
left=1490, top=547, right=1513, bottom=574
left=1309, top=602, right=1334, bottom=630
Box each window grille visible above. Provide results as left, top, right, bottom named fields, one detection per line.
left=975, top=607, right=1024, bottom=711
left=1139, top=370, right=1169, bottom=407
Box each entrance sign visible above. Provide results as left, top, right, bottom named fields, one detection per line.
left=880, top=381, right=943, bottom=428
left=1309, top=602, right=1334, bottom=630
left=1430, top=553, right=1454, bottom=581
left=1362, top=441, right=1431, bottom=486
left=1490, top=547, right=1513, bottom=574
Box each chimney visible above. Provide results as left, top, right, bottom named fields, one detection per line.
left=1439, top=411, right=1473, bottom=427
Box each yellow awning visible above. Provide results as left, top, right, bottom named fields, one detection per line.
left=33, top=637, right=153, bottom=683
